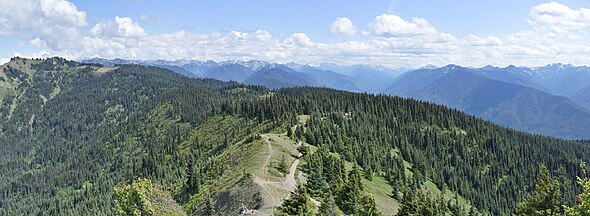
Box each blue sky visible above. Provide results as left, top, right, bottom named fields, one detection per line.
left=1, top=0, right=589, bottom=67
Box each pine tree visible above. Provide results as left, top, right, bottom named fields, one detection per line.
left=364, top=167, right=373, bottom=181
left=277, top=155, right=289, bottom=174
left=319, top=193, right=341, bottom=216
left=185, top=159, right=195, bottom=191
left=565, top=162, right=590, bottom=216
left=355, top=194, right=382, bottom=216
left=337, top=165, right=364, bottom=214
left=398, top=184, right=417, bottom=216
left=516, top=164, right=562, bottom=216
left=275, top=185, right=315, bottom=216
left=202, top=197, right=216, bottom=216
left=298, top=144, right=310, bottom=157
left=306, top=171, right=329, bottom=198
left=287, top=126, right=294, bottom=137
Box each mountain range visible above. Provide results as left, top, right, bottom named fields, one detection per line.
left=82, top=58, right=590, bottom=139
left=82, top=58, right=403, bottom=92
left=384, top=65, right=590, bottom=139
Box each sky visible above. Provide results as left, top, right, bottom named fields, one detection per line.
left=0, top=0, right=589, bottom=68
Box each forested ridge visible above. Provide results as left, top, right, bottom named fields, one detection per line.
left=1, top=57, right=590, bottom=215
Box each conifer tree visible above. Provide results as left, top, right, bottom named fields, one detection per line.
left=337, top=165, right=364, bottom=214
left=565, top=162, right=590, bottom=216
left=355, top=194, right=382, bottom=216
left=319, top=193, right=341, bottom=216
left=516, top=164, right=562, bottom=216
left=275, top=185, right=315, bottom=216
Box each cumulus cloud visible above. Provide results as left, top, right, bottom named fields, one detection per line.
left=91, top=16, right=147, bottom=38
left=29, top=38, right=46, bottom=47
left=39, top=0, right=87, bottom=27
left=529, top=2, right=590, bottom=34
left=285, top=33, right=314, bottom=46
left=331, top=17, right=357, bottom=36
left=466, top=35, right=503, bottom=46
left=0, top=0, right=86, bottom=47
left=369, top=14, right=438, bottom=37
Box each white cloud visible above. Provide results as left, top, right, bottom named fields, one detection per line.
left=0, top=57, right=9, bottom=65
left=285, top=33, right=314, bottom=46
left=30, top=38, right=46, bottom=47
left=331, top=17, right=357, bottom=36
left=0, top=0, right=86, bottom=48
left=369, top=14, right=438, bottom=37
left=529, top=2, right=590, bottom=34
left=3, top=0, right=590, bottom=68
left=466, top=35, right=503, bottom=46
left=39, top=0, right=87, bottom=27
left=91, top=16, right=147, bottom=38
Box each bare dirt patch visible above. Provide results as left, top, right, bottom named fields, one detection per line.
left=95, top=67, right=118, bottom=75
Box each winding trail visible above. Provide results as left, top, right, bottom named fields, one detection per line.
left=282, top=141, right=302, bottom=191
left=255, top=135, right=280, bottom=207
left=261, top=135, right=273, bottom=175
left=253, top=136, right=310, bottom=214
left=283, top=154, right=300, bottom=191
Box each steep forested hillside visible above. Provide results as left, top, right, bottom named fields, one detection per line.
left=1, top=57, right=590, bottom=215
left=243, top=66, right=319, bottom=89
left=201, top=64, right=254, bottom=82
left=385, top=65, right=590, bottom=139
left=298, top=66, right=373, bottom=92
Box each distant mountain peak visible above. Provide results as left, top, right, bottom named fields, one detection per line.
left=534, top=63, right=576, bottom=71
left=219, top=59, right=271, bottom=71
left=420, top=64, right=438, bottom=69
left=439, top=64, right=465, bottom=72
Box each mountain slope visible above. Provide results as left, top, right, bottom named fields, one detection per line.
left=243, top=66, right=319, bottom=89
left=318, top=64, right=407, bottom=91
left=81, top=58, right=219, bottom=78
left=476, top=64, right=590, bottom=97
left=383, top=66, right=452, bottom=97
left=385, top=65, right=590, bottom=139
left=175, top=60, right=219, bottom=77
left=298, top=66, right=373, bottom=92
left=479, top=65, right=550, bottom=92
left=202, top=64, right=253, bottom=82
left=3, top=58, right=590, bottom=215
left=529, top=64, right=590, bottom=97
left=572, top=85, right=590, bottom=108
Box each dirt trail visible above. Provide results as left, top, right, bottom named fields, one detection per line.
left=283, top=155, right=300, bottom=191
left=253, top=176, right=281, bottom=208
left=282, top=141, right=302, bottom=191
left=253, top=135, right=305, bottom=214
left=261, top=135, right=273, bottom=175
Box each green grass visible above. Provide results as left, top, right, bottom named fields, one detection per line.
left=297, top=115, right=310, bottom=124
left=362, top=176, right=400, bottom=215
left=226, top=87, right=251, bottom=94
